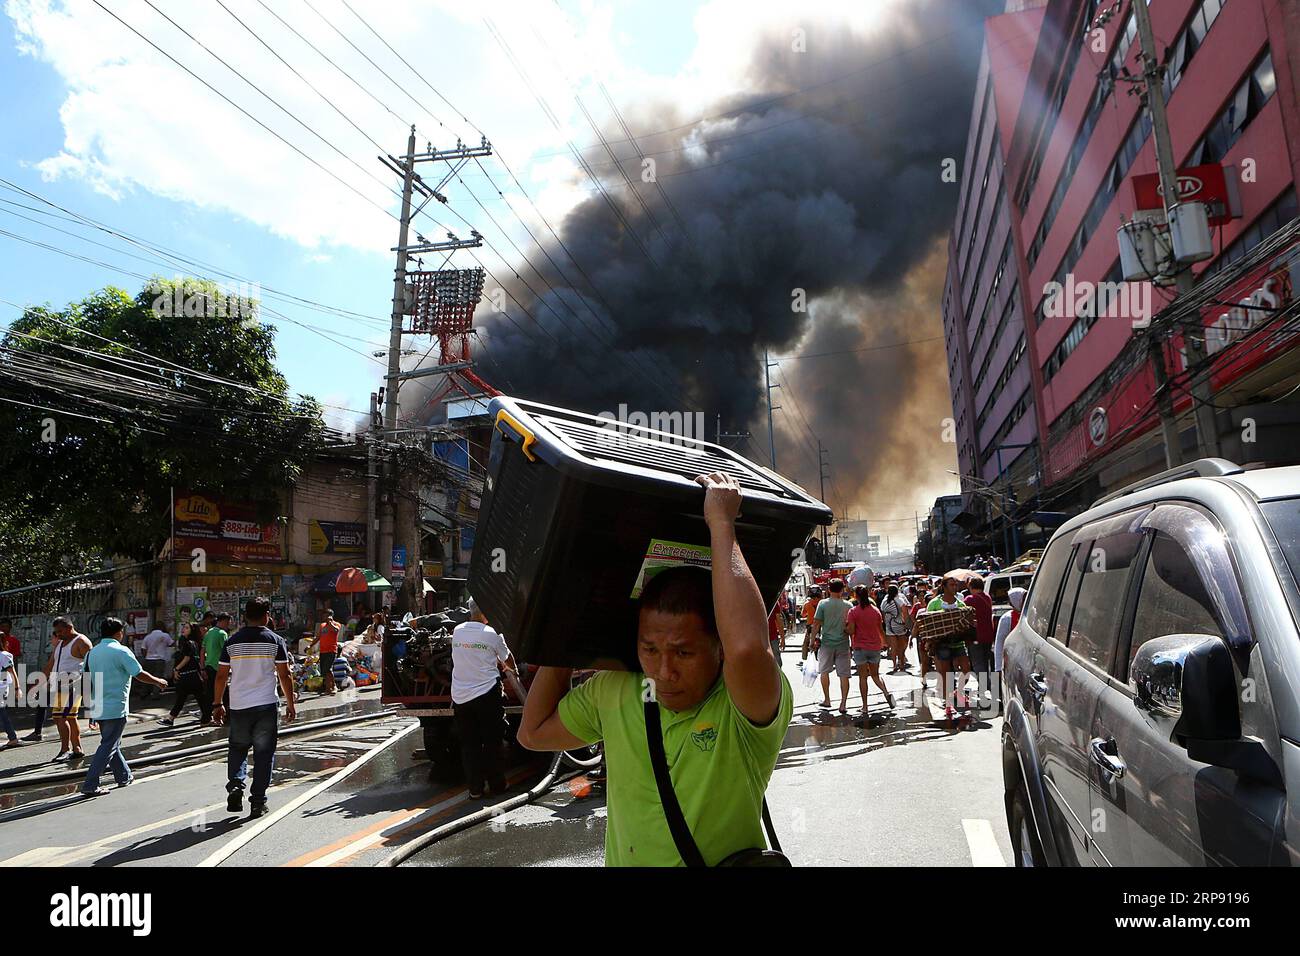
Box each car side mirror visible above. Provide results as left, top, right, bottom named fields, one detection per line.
left=1131, top=634, right=1280, bottom=785
left=1131, top=634, right=1239, bottom=741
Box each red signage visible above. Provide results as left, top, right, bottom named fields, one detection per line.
left=173, top=493, right=284, bottom=562
left=1046, top=235, right=1300, bottom=486
left=1132, top=164, right=1240, bottom=226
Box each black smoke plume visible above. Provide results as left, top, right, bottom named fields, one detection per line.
left=463, top=0, right=1004, bottom=529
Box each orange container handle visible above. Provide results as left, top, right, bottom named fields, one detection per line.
left=494, top=409, right=538, bottom=461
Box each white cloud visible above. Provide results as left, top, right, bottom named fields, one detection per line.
left=7, top=0, right=901, bottom=259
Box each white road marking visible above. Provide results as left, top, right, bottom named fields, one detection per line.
left=0, top=845, right=74, bottom=866
left=197, top=720, right=419, bottom=867
left=0, top=767, right=338, bottom=867
left=962, top=818, right=1007, bottom=867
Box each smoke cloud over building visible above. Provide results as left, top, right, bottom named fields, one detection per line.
left=466, top=0, right=1002, bottom=526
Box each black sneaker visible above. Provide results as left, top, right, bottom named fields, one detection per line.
left=249, top=801, right=268, bottom=819
left=227, top=791, right=244, bottom=813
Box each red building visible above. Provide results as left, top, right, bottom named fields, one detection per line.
left=945, top=0, right=1300, bottom=544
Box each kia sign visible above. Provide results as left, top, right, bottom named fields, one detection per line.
left=1132, top=164, right=1240, bottom=227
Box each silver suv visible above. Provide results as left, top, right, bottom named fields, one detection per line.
left=1001, top=459, right=1300, bottom=866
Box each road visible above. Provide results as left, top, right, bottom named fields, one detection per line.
left=403, top=630, right=1015, bottom=868
left=0, top=630, right=1013, bottom=867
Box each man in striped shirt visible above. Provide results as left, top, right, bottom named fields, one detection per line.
left=211, top=597, right=296, bottom=818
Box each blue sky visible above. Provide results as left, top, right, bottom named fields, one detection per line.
left=0, top=0, right=707, bottom=429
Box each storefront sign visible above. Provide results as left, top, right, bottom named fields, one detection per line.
left=173, top=493, right=284, bottom=562
left=308, top=519, right=366, bottom=555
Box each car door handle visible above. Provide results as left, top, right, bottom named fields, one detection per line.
left=1028, top=673, right=1048, bottom=699
left=1089, top=738, right=1126, bottom=779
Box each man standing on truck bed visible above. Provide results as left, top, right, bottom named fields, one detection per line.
left=518, top=472, right=793, bottom=866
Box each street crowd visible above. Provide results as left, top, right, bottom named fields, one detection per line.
left=767, top=567, right=1026, bottom=722
left=0, top=601, right=392, bottom=816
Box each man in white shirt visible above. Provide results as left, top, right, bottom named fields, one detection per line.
left=450, top=598, right=516, bottom=799
left=138, top=623, right=174, bottom=699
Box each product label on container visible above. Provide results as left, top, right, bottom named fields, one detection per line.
left=630, top=539, right=713, bottom=598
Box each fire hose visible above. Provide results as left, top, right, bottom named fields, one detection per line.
left=379, top=671, right=601, bottom=866
left=378, top=746, right=600, bottom=867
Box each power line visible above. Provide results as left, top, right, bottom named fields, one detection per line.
left=86, top=0, right=411, bottom=240
left=0, top=178, right=389, bottom=327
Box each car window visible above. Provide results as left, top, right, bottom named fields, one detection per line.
left=1065, top=530, right=1143, bottom=671
left=1052, top=543, right=1087, bottom=644
left=1024, top=537, right=1074, bottom=634
left=1129, top=531, right=1223, bottom=670
left=988, top=576, right=1010, bottom=604
left=1260, top=499, right=1300, bottom=592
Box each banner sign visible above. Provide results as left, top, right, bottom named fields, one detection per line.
left=173, top=493, right=284, bottom=562
left=308, top=519, right=366, bottom=555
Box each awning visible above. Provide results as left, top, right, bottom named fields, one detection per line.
left=312, top=568, right=393, bottom=592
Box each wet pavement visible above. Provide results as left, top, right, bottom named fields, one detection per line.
left=401, top=773, right=607, bottom=867
left=0, top=629, right=1015, bottom=867
left=0, top=716, right=413, bottom=867
left=399, top=633, right=1014, bottom=867
left=0, top=682, right=390, bottom=797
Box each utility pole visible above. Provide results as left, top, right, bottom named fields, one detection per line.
left=818, top=441, right=830, bottom=556
left=380, top=127, right=490, bottom=614
left=1132, top=0, right=1221, bottom=461
left=763, top=350, right=780, bottom=470
left=367, top=390, right=378, bottom=573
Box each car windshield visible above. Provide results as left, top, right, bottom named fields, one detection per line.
left=1261, top=499, right=1300, bottom=591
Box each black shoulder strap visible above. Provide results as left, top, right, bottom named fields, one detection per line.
left=644, top=700, right=706, bottom=867
left=643, top=700, right=782, bottom=865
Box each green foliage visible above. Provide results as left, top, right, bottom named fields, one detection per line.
left=0, top=279, right=326, bottom=571
left=0, top=496, right=102, bottom=591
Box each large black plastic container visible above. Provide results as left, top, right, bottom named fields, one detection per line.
left=469, top=396, right=832, bottom=669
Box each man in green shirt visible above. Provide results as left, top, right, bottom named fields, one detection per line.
left=519, top=472, right=793, bottom=866
left=201, top=612, right=231, bottom=718
left=808, top=579, right=853, bottom=713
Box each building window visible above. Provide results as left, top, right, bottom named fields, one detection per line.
left=1041, top=261, right=1125, bottom=385
left=957, top=81, right=994, bottom=250
left=980, top=386, right=1033, bottom=462
left=1163, top=0, right=1228, bottom=100
left=974, top=281, right=1020, bottom=398
left=1189, top=51, right=1275, bottom=166
left=976, top=334, right=1028, bottom=435
left=1035, top=113, right=1152, bottom=326
left=1016, top=0, right=1105, bottom=212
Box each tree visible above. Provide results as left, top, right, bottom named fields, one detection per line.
left=0, top=279, right=326, bottom=575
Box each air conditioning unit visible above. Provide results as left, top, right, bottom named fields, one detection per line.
left=1169, top=201, right=1213, bottom=264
